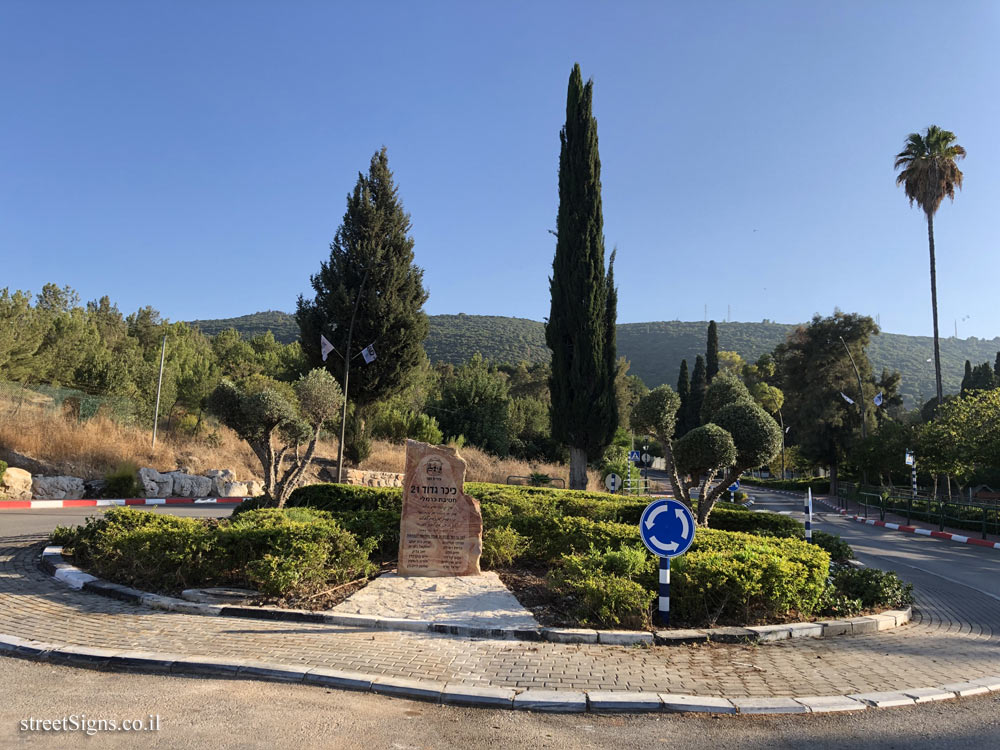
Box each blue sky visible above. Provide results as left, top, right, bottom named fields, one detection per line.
left=2, top=1, right=998, bottom=338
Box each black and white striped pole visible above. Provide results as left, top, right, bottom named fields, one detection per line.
left=805, top=488, right=813, bottom=542
left=659, top=557, right=671, bottom=626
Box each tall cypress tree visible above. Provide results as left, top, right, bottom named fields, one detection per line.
left=675, top=358, right=690, bottom=436
left=688, top=355, right=707, bottom=429
left=297, top=147, right=429, bottom=466
left=546, top=63, right=618, bottom=490
left=994, top=352, right=1000, bottom=383
left=961, top=360, right=973, bottom=394
left=706, top=320, right=719, bottom=383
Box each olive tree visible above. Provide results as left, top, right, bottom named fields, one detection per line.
left=207, top=368, right=343, bottom=508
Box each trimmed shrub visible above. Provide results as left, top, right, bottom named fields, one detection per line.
left=53, top=506, right=375, bottom=597
left=707, top=507, right=805, bottom=538
left=812, top=530, right=853, bottom=562
left=831, top=566, right=913, bottom=610
left=482, top=526, right=530, bottom=568
left=670, top=529, right=830, bottom=626
left=549, top=547, right=656, bottom=629
left=104, top=461, right=141, bottom=499
left=0, top=459, right=7, bottom=482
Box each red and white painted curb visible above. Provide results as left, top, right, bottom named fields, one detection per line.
left=810, top=495, right=1000, bottom=551
left=0, top=497, right=251, bottom=511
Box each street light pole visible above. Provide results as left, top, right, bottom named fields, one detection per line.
left=839, top=336, right=867, bottom=441
left=336, top=267, right=371, bottom=484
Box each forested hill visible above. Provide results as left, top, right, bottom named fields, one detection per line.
left=188, top=312, right=1000, bottom=406
left=189, top=311, right=300, bottom=342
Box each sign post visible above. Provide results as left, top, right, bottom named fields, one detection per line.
left=805, top=488, right=813, bottom=542
left=906, top=450, right=916, bottom=524
left=604, top=473, right=621, bottom=493
left=639, top=499, right=696, bottom=627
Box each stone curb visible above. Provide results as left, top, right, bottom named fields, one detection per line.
left=1, top=631, right=996, bottom=714
left=39, top=547, right=911, bottom=645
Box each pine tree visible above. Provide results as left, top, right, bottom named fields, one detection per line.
left=676, top=359, right=690, bottom=436
left=297, top=148, right=429, bottom=470
left=994, top=352, right=1000, bottom=383
left=546, top=64, right=618, bottom=490
left=688, top=355, right=707, bottom=430
left=706, top=320, right=719, bottom=383
left=961, top=360, right=973, bottom=394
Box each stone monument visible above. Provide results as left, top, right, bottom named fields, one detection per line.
left=397, top=439, right=482, bottom=576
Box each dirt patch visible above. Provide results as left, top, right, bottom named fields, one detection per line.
left=496, top=567, right=578, bottom=628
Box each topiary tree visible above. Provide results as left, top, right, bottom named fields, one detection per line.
left=632, top=383, right=781, bottom=525
left=673, top=424, right=736, bottom=510
left=207, top=368, right=343, bottom=508
left=700, top=370, right=752, bottom=424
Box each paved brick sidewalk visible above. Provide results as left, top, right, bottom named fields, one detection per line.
left=1, top=534, right=999, bottom=698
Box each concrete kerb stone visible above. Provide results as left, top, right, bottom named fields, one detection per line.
left=1, top=630, right=996, bottom=715
left=513, top=689, right=588, bottom=713
left=441, top=684, right=517, bottom=708
left=39, top=547, right=913, bottom=647
left=849, top=691, right=916, bottom=708
left=793, top=695, right=868, bottom=713
left=903, top=687, right=957, bottom=703
left=940, top=681, right=991, bottom=698
left=371, top=676, right=445, bottom=703
left=732, top=697, right=809, bottom=714
left=659, top=694, right=737, bottom=714
left=587, top=691, right=663, bottom=712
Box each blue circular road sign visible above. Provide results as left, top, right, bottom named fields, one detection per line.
left=639, top=499, right=696, bottom=558
left=728, top=479, right=740, bottom=492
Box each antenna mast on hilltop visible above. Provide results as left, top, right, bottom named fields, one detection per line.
left=704, top=304, right=707, bottom=322
left=727, top=305, right=731, bottom=323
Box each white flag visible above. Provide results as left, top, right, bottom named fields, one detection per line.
left=361, top=344, right=377, bottom=364
left=840, top=391, right=854, bottom=405
left=873, top=392, right=884, bottom=407
left=320, top=335, right=334, bottom=362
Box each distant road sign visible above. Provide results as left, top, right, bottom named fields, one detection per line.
left=639, top=499, right=696, bottom=558
left=641, top=453, right=652, bottom=465
left=728, top=479, right=740, bottom=493
left=905, top=451, right=915, bottom=467
left=628, top=450, right=641, bottom=462
left=605, top=473, right=621, bottom=492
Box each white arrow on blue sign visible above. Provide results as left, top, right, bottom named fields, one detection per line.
left=628, top=450, right=641, bottom=462
left=639, top=499, right=696, bottom=558
left=728, top=479, right=740, bottom=492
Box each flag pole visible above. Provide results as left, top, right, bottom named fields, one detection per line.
left=151, top=334, right=166, bottom=451
left=336, top=268, right=370, bottom=484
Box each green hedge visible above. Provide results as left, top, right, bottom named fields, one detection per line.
left=53, top=506, right=375, bottom=596
left=743, top=478, right=831, bottom=495
left=707, top=507, right=805, bottom=538
left=670, top=529, right=830, bottom=626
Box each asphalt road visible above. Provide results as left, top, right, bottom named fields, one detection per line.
left=0, top=505, right=234, bottom=537
left=746, top=487, right=1000, bottom=604
left=3, top=657, right=1000, bottom=750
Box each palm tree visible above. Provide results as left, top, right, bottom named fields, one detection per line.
left=894, top=126, right=966, bottom=406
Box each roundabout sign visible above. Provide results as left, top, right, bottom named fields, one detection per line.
left=638, top=498, right=696, bottom=627
left=639, top=499, right=695, bottom=558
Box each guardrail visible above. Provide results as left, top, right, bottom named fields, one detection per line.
left=836, top=485, right=1000, bottom=539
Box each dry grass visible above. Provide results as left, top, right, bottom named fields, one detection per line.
left=362, top=440, right=603, bottom=492
left=0, top=396, right=601, bottom=491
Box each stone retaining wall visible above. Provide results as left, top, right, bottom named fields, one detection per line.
left=343, top=469, right=404, bottom=488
